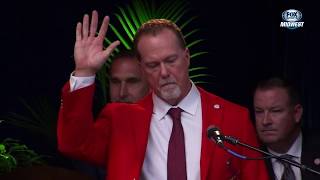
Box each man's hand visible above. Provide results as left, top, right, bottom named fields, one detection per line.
left=74, top=10, right=120, bottom=76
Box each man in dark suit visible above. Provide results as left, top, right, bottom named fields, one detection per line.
left=253, top=77, right=320, bottom=180
left=57, top=10, right=269, bottom=180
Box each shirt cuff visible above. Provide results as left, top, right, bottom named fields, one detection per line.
left=69, top=71, right=95, bottom=92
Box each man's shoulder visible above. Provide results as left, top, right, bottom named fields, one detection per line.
left=101, top=93, right=153, bottom=115
left=301, top=131, right=320, bottom=179
left=197, top=86, right=248, bottom=113
left=303, top=130, right=320, bottom=148
left=102, top=101, right=148, bottom=112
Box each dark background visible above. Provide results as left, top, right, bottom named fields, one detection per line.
left=1, top=0, right=319, bottom=167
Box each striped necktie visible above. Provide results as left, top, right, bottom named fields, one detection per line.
left=280, top=154, right=296, bottom=180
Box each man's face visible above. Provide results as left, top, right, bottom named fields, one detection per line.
left=137, top=29, right=191, bottom=105
left=109, top=58, right=149, bottom=103
left=254, top=87, right=302, bottom=148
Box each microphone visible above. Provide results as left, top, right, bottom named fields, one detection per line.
left=206, top=125, right=320, bottom=176
left=207, top=125, right=224, bottom=147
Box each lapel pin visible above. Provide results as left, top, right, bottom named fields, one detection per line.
left=314, top=158, right=320, bottom=166
left=213, top=104, right=220, bottom=109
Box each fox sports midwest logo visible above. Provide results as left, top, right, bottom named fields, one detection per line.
left=280, top=9, right=304, bottom=29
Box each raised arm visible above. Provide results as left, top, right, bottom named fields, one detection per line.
left=57, top=10, right=119, bottom=166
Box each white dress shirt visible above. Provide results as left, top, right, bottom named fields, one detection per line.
left=268, top=132, right=302, bottom=180
left=141, top=83, right=202, bottom=180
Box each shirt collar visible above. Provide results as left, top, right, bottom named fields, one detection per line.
left=268, top=132, right=302, bottom=161
left=152, top=82, right=200, bottom=120
left=287, top=132, right=302, bottom=158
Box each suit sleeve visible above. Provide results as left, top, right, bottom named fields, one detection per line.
left=57, top=82, right=112, bottom=166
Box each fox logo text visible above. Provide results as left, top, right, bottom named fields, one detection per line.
left=280, top=9, right=304, bottom=29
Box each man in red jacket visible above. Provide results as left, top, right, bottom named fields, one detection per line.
left=71, top=50, right=149, bottom=180
left=58, top=10, right=269, bottom=180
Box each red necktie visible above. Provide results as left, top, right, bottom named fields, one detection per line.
left=167, top=107, right=187, bottom=180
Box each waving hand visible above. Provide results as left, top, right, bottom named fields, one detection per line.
left=74, top=10, right=120, bottom=76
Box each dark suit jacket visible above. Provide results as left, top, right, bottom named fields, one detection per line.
left=57, top=83, right=269, bottom=180
left=264, top=132, right=320, bottom=180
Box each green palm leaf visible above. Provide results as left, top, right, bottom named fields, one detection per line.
left=193, top=80, right=213, bottom=85
left=190, top=74, right=213, bottom=79
left=180, top=16, right=198, bottom=30
left=170, top=8, right=190, bottom=24
left=1, top=97, right=58, bottom=142
left=157, top=0, right=173, bottom=16
left=184, top=28, right=200, bottom=39
left=118, top=6, right=136, bottom=39
left=133, top=0, right=149, bottom=23
left=186, top=39, right=206, bottom=49
left=126, top=5, right=141, bottom=29
left=109, top=23, right=131, bottom=49
left=189, top=67, right=208, bottom=72
left=160, top=0, right=186, bottom=19
left=113, top=14, right=135, bottom=43
left=191, top=51, right=209, bottom=59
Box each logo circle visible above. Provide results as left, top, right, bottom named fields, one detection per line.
left=282, top=9, right=302, bottom=22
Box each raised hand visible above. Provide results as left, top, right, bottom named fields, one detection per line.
left=74, top=10, right=120, bottom=76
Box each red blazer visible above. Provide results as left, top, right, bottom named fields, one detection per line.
left=58, top=83, right=269, bottom=180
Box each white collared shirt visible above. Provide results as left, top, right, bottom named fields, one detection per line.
left=141, top=83, right=202, bottom=180
left=268, top=132, right=302, bottom=180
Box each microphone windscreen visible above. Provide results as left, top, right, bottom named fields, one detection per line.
left=207, top=125, right=220, bottom=138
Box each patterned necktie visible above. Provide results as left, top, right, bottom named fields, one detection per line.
left=167, top=107, right=187, bottom=180
left=280, top=154, right=296, bottom=180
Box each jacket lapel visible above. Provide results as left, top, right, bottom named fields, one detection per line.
left=198, top=88, right=224, bottom=180
left=263, top=147, right=276, bottom=180
left=300, top=133, right=320, bottom=180
left=131, top=93, right=153, bottom=178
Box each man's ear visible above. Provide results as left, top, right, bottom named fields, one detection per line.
left=294, top=104, right=303, bottom=123
left=185, top=48, right=190, bottom=67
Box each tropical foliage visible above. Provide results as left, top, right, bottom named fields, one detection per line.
left=0, top=138, right=45, bottom=174
left=2, top=97, right=58, bottom=144
left=0, top=97, right=55, bottom=173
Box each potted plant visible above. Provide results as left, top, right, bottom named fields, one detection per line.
left=0, top=138, right=45, bottom=174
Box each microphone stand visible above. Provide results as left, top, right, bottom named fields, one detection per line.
left=221, top=135, right=320, bottom=176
